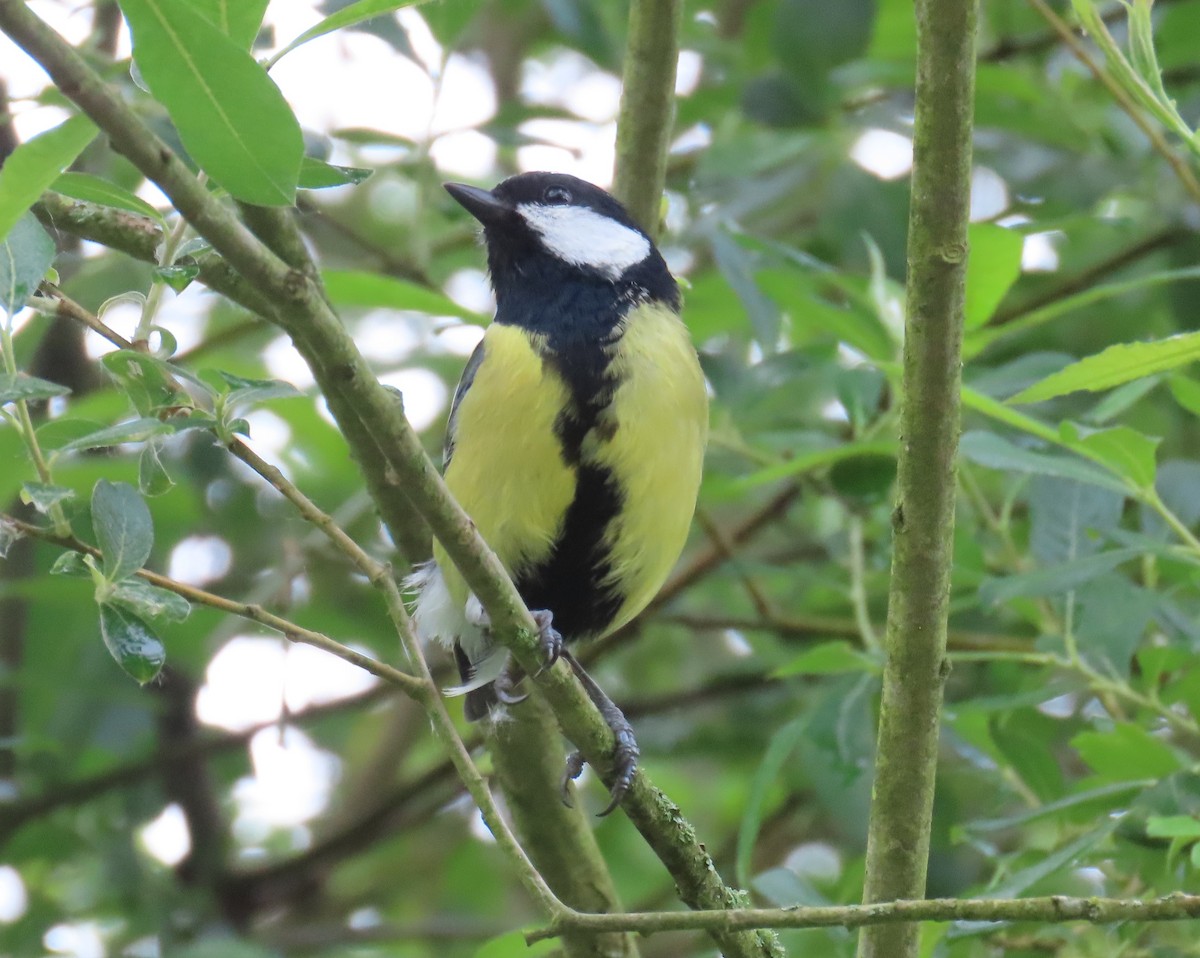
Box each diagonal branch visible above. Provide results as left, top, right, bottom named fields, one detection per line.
left=0, top=8, right=777, bottom=954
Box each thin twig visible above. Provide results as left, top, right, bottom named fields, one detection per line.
left=1025, top=0, right=1200, bottom=205
left=531, top=892, right=1200, bottom=942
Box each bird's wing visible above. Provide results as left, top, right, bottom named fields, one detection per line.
left=443, top=338, right=486, bottom=468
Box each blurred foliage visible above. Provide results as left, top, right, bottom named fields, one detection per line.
left=1, top=0, right=1200, bottom=956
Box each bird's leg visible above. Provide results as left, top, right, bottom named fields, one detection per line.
left=559, top=649, right=639, bottom=817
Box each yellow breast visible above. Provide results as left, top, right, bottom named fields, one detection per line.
left=437, top=323, right=577, bottom=605
left=587, top=301, right=709, bottom=633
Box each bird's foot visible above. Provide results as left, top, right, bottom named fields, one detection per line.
left=559, top=650, right=639, bottom=817
left=493, top=667, right=528, bottom=707
left=530, top=608, right=563, bottom=671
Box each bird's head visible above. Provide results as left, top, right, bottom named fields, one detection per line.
left=444, top=172, right=670, bottom=301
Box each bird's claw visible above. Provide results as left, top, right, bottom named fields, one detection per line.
left=561, top=750, right=586, bottom=807
left=494, top=669, right=528, bottom=707
left=531, top=609, right=563, bottom=671
left=556, top=649, right=639, bottom=816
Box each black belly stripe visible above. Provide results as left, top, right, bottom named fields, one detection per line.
left=516, top=463, right=624, bottom=641
left=491, top=259, right=680, bottom=642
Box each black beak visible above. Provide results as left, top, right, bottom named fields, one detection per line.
left=444, top=182, right=513, bottom=227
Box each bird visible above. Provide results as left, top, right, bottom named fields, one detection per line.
left=410, top=171, right=708, bottom=813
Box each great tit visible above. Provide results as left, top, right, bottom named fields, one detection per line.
left=411, top=171, right=708, bottom=812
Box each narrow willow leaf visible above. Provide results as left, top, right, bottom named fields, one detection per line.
left=0, top=213, right=56, bottom=318
left=958, top=431, right=1125, bottom=493
left=98, top=601, right=166, bottom=684
left=51, top=172, right=163, bottom=222
left=979, top=548, right=1140, bottom=604
left=1011, top=332, right=1200, bottom=404
left=1063, top=424, right=1159, bottom=490
left=91, top=480, right=154, bottom=582
left=964, top=223, right=1023, bottom=329
left=738, top=440, right=898, bottom=488
left=322, top=269, right=484, bottom=322
left=58, top=418, right=174, bottom=455
left=963, top=780, right=1154, bottom=834
left=773, top=640, right=880, bottom=677
left=265, top=0, right=427, bottom=69
left=119, top=0, right=303, bottom=205
left=990, top=820, right=1119, bottom=899
left=710, top=229, right=780, bottom=351
left=737, top=714, right=808, bottom=888
left=215, top=371, right=302, bottom=410
left=0, top=113, right=98, bottom=245
left=0, top=372, right=71, bottom=404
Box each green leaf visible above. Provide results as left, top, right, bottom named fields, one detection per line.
left=139, top=441, right=175, bottom=497
left=215, top=371, right=302, bottom=410
left=1146, top=815, right=1200, bottom=840
left=119, top=0, right=303, bottom=205
left=155, top=263, right=200, bottom=293
left=50, top=551, right=91, bottom=578
left=1168, top=374, right=1200, bottom=417
left=964, top=223, right=1024, bottom=329
left=20, top=482, right=75, bottom=515
left=98, top=601, right=166, bottom=684
left=1072, top=724, right=1183, bottom=782
left=0, top=520, right=20, bottom=558
left=963, top=780, right=1154, bottom=834
left=979, top=548, right=1140, bottom=604
left=0, top=372, right=71, bottom=405
left=738, top=440, right=898, bottom=488
left=958, top=431, right=1125, bottom=493
left=110, top=578, right=190, bottom=623
left=298, top=157, right=374, bottom=189
left=91, top=480, right=154, bottom=582
left=265, top=0, right=429, bottom=69
left=58, top=418, right=174, bottom=456
left=991, top=820, right=1120, bottom=898
left=737, top=714, right=807, bottom=887
left=188, top=0, right=270, bottom=48
left=50, top=172, right=163, bottom=222
left=1011, top=332, right=1200, bottom=404
left=1064, top=424, right=1159, bottom=490
left=472, top=930, right=557, bottom=958
left=101, top=350, right=183, bottom=416
left=773, top=640, right=880, bottom=677
left=323, top=269, right=483, bottom=322
left=0, top=113, right=98, bottom=245
left=710, top=229, right=780, bottom=351
left=0, top=213, right=56, bottom=318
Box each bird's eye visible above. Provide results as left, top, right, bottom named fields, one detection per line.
left=543, top=186, right=572, bottom=205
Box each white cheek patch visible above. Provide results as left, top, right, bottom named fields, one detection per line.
left=518, top=203, right=651, bottom=279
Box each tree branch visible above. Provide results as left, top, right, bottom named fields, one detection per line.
left=856, top=1, right=978, bottom=956
left=530, top=892, right=1200, bottom=942
left=612, top=0, right=683, bottom=236
left=0, top=9, right=777, bottom=953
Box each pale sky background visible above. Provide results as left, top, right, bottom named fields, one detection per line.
left=1, top=4, right=1058, bottom=951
